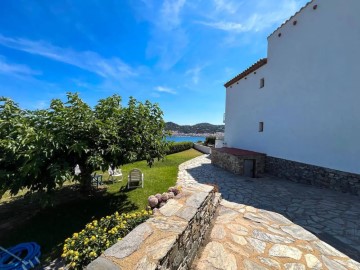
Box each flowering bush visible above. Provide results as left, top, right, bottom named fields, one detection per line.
left=61, top=210, right=152, bottom=269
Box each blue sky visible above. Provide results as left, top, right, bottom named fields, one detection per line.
left=0, top=0, right=307, bottom=125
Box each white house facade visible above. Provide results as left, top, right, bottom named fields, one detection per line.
left=218, top=0, right=360, bottom=195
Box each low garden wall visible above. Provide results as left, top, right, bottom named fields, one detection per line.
left=87, top=183, right=221, bottom=269
left=266, top=156, right=360, bottom=196
left=193, top=143, right=211, bottom=154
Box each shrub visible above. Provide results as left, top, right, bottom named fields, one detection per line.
left=204, top=136, right=216, bottom=146
left=61, top=210, right=152, bottom=269
left=166, top=142, right=193, bottom=155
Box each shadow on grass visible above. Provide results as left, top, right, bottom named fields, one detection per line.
left=0, top=187, right=137, bottom=264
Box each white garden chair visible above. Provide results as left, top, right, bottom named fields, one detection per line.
left=127, top=169, right=144, bottom=189
left=108, top=166, right=123, bottom=183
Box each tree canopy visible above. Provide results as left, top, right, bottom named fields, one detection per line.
left=0, top=93, right=168, bottom=198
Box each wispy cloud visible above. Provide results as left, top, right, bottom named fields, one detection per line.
left=0, top=56, right=40, bottom=77
left=198, top=0, right=300, bottom=33
left=33, top=100, right=48, bottom=109
left=0, top=34, right=136, bottom=79
left=213, top=0, right=241, bottom=14
left=134, top=0, right=188, bottom=70
left=186, top=66, right=204, bottom=84
left=160, top=0, right=186, bottom=30
left=155, top=86, right=177, bottom=94
left=198, top=21, right=247, bottom=32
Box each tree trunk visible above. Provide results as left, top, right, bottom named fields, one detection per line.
left=79, top=168, right=93, bottom=192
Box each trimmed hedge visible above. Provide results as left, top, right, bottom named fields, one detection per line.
left=204, top=136, right=216, bottom=146
left=166, top=142, right=193, bottom=155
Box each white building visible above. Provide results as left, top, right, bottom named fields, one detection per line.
left=221, top=0, right=360, bottom=194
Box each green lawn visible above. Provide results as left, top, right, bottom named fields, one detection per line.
left=0, top=149, right=202, bottom=264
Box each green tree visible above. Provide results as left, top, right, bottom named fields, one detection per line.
left=0, top=93, right=168, bottom=200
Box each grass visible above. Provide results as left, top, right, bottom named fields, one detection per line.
left=0, top=149, right=202, bottom=264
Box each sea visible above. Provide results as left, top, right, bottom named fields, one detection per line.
left=166, top=136, right=205, bottom=143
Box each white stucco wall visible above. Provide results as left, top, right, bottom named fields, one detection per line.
left=224, top=0, right=360, bottom=174
left=194, top=143, right=212, bottom=154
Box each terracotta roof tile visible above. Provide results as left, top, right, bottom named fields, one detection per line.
left=224, top=58, right=267, bottom=88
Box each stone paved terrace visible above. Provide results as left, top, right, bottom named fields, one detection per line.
left=177, top=155, right=360, bottom=265
left=193, top=200, right=360, bottom=270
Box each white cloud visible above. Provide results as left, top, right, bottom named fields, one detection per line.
left=155, top=86, right=177, bottom=94
left=213, top=0, right=240, bottom=14
left=33, top=100, right=48, bottom=109
left=0, top=34, right=136, bottom=79
left=186, top=66, right=204, bottom=84
left=198, top=0, right=301, bottom=33
left=150, top=92, right=161, bottom=98
left=160, top=0, right=186, bottom=30
left=0, top=56, right=40, bottom=77
left=198, top=21, right=247, bottom=32
left=134, top=0, right=188, bottom=70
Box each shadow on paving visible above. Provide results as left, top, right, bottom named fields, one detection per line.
left=185, top=158, right=360, bottom=262
left=0, top=187, right=137, bottom=264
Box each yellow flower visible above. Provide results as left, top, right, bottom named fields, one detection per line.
left=89, top=251, right=97, bottom=257
left=61, top=253, right=67, bottom=258
left=68, top=250, right=74, bottom=255
left=91, top=235, right=96, bottom=241
left=71, top=262, right=76, bottom=267
left=74, top=251, right=79, bottom=256
left=73, top=233, right=79, bottom=238
left=74, top=256, right=79, bottom=260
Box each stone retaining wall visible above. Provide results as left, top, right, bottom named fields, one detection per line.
left=266, top=156, right=360, bottom=196
left=211, top=149, right=265, bottom=177
left=87, top=184, right=221, bottom=269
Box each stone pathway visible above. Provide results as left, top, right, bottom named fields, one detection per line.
left=193, top=199, right=360, bottom=270
left=177, top=155, right=360, bottom=264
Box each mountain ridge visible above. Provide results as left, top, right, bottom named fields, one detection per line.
left=165, top=122, right=224, bottom=134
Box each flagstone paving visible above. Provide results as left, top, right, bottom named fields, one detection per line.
left=193, top=200, right=360, bottom=270
left=177, top=155, right=360, bottom=264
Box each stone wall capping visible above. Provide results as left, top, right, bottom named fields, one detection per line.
left=87, top=257, right=121, bottom=270
left=87, top=180, right=221, bottom=270
left=104, top=223, right=153, bottom=259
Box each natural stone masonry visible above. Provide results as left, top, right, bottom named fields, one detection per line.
left=211, top=148, right=266, bottom=177
left=193, top=199, right=360, bottom=270
left=179, top=155, right=360, bottom=261
left=87, top=181, right=220, bottom=269
left=87, top=154, right=360, bottom=269
left=266, top=156, right=360, bottom=196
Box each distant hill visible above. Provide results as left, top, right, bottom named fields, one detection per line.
left=165, top=122, right=224, bottom=134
